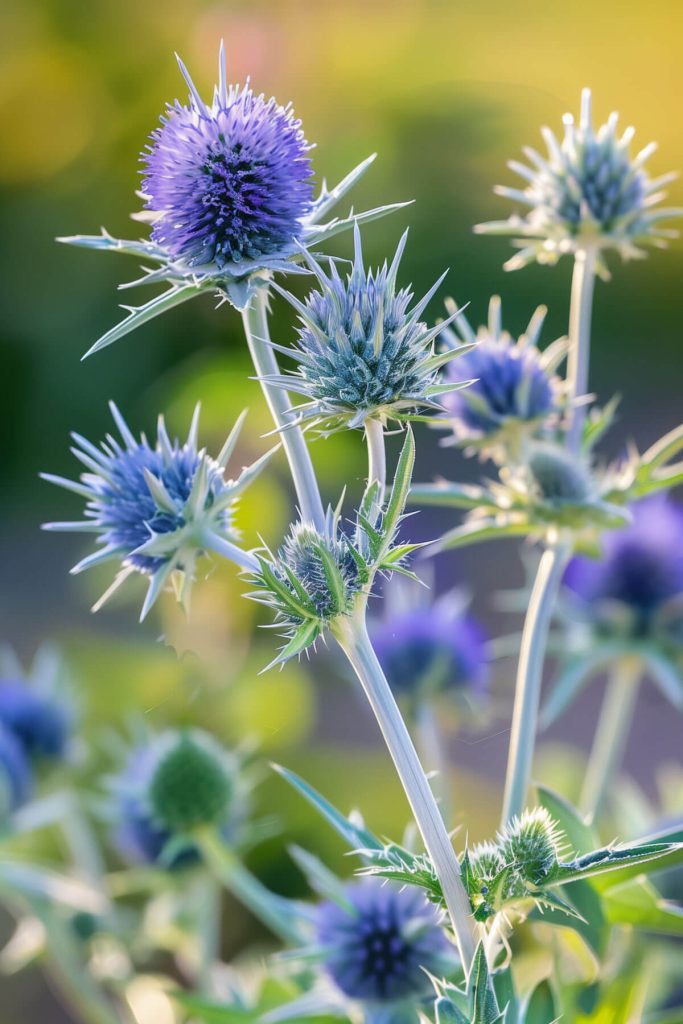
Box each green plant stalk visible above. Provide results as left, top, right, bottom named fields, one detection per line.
left=196, top=828, right=304, bottom=945
left=501, top=245, right=597, bottom=826
left=242, top=288, right=325, bottom=530
left=415, top=700, right=453, bottom=828
left=580, top=657, right=641, bottom=823
left=42, top=913, right=128, bottom=1024
left=333, top=615, right=478, bottom=968
left=365, top=417, right=387, bottom=502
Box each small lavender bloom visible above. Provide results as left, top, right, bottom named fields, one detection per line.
left=269, top=226, right=467, bottom=433
left=564, top=497, right=683, bottom=638
left=317, top=880, right=449, bottom=1005
left=142, top=49, right=313, bottom=271
left=476, top=89, right=682, bottom=277
left=43, top=404, right=265, bottom=619
left=440, top=296, right=561, bottom=446
left=0, top=724, right=32, bottom=818
left=372, top=598, right=488, bottom=704
left=0, top=679, right=70, bottom=762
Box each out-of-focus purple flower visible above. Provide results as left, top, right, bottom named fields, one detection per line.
left=564, top=497, right=683, bottom=638
left=0, top=724, right=32, bottom=818
left=0, top=679, right=70, bottom=762
left=371, top=585, right=489, bottom=705
left=142, top=48, right=313, bottom=272
left=316, top=879, right=449, bottom=1005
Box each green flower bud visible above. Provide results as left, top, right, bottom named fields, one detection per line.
left=149, top=731, right=232, bottom=832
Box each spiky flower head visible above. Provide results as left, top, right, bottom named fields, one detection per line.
left=142, top=46, right=313, bottom=273
left=317, top=880, right=450, bottom=1006
left=110, top=729, right=242, bottom=868
left=371, top=581, right=488, bottom=709
left=527, top=443, right=592, bottom=506
left=60, top=47, right=408, bottom=356
left=0, top=724, right=32, bottom=821
left=268, top=226, right=472, bottom=434
left=249, top=431, right=421, bottom=666
left=564, top=497, right=683, bottom=642
left=440, top=296, right=564, bottom=457
left=476, top=88, right=682, bottom=278
left=43, top=404, right=266, bottom=620
left=0, top=647, right=73, bottom=764
left=497, top=807, right=565, bottom=886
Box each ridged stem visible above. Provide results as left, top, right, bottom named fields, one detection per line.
left=196, top=829, right=304, bottom=945
left=365, top=417, right=386, bottom=503
left=415, top=701, right=452, bottom=827
left=333, top=616, right=478, bottom=969
left=580, top=658, right=641, bottom=823
left=242, top=289, right=325, bottom=530
left=501, top=245, right=597, bottom=826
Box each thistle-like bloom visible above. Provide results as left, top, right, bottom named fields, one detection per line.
left=43, top=404, right=266, bottom=619
left=476, top=88, right=682, bottom=277
left=317, top=880, right=449, bottom=1006
left=371, top=581, right=488, bottom=708
left=59, top=45, right=407, bottom=355
left=111, top=730, right=242, bottom=868
left=142, top=50, right=313, bottom=271
left=440, top=295, right=564, bottom=455
left=0, top=680, right=70, bottom=763
left=0, top=724, right=32, bottom=819
left=249, top=431, right=420, bottom=665
left=267, top=226, right=472, bottom=433
left=564, top=497, right=683, bottom=642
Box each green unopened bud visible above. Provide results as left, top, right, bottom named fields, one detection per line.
left=528, top=444, right=591, bottom=504
left=497, top=807, right=563, bottom=885
left=149, top=732, right=232, bottom=832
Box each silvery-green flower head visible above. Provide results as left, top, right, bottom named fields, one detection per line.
left=440, top=295, right=566, bottom=459
left=249, top=430, right=421, bottom=666
left=42, top=404, right=267, bottom=620
left=267, top=225, right=473, bottom=434
left=58, top=44, right=408, bottom=357
left=476, top=88, right=682, bottom=278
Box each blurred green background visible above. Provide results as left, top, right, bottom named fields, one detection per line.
left=1, top=0, right=683, bottom=1018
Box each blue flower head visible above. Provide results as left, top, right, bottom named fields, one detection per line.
left=0, top=647, right=74, bottom=766
left=564, top=497, right=683, bottom=641
left=0, top=724, right=32, bottom=821
left=476, top=89, right=682, bottom=278
left=110, top=729, right=244, bottom=869
left=59, top=45, right=408, bottom=355
left=440, top=295, right=563, bottom=455
left=268, top=226, right=471, bottom=433
left=371, top=581, right=488, bottom=708
left=43, top=404, right=269, bottom=620
left=317, top=879, right=450, bottom=1006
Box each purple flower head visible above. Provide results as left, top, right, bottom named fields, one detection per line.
left=564, top=497, right=683, bottom=638
left=0, top=678, right=70, bottom=763
left=142, top=46, right=314, bottom=272
left=371, top=585, right=489, bottom=704
left=317, top=879, right=449, bottom=1005
left=440, top=296, right=561, bottom=449
left=0, top=724, right=32, bottom=818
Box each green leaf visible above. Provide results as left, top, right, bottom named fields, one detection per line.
left=603, top=876, right=683, bottom=936
left=523, top=980, right=557, bottom=1024
left=536, top=786, right=598, bottom=856
left=382, top=428, right=415, bottom=546
left=272, top=765, right=383, bottom=854
left=264, top=621, right=321, bottom=670
left=83, top=284, right=199, bottom=358
left=435, top=996, right=470, bottom=1024
left=409, top=481, right=487, bottom=510
left=468, top=944, right=503, bottom=1024
left=641, top=422, right=683, bottom=469
left=434, top=519, right=531, bottom=551
left=548, top=841, right=683, bottom=887
left=172, top=993, right=257, bottom=1023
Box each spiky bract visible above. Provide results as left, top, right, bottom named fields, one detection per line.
left=43, top=404, right=267, bottom=619
left=268, top=226, right=472, bottom=434
left=476, top=88, right=682, bottom=277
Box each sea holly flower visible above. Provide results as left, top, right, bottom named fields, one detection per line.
left=439, top=295, right=566, bottom=460
left=543, top=497, right=683, bottom=725
left=476, top=88, right=683, bottom=278
left=0, top=724, right=32, bottom=821
left=42, top=404, right=267, bottom=620
left=59, top=44, right=408, bottom=356
left=370, top=579, right=489, bottom=713
left=109, top=729, right=245, bottom=869
left=248, top=430, right=422, bottom=666
left=265, top=226, right=473, bottom=435
left=316, top=880, right=451, bottom=1010
left=0, top=647, right=72, bottom=764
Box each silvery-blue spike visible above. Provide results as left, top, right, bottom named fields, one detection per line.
left=216, top=408, right=248, bottom=469
left=71, top=545, right=123, bottom=574
left=175, top=53, right=211, bottom=119
left=142, top=469, right=177, bottom=514
left=92, top=566, right=136, bottom=614
left=140, top=562, right=175, bottom=622
left=187, top=403, right=202, bottom=452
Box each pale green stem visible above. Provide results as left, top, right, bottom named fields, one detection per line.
left=501, top=246, right=597, bottom=826
left=365, top=417, right=386, bottom=502
left=42, top=914, right=128, bottom=1024
left=196, top=829, right=304, bottom=945
left=415, top=701, right=452, bottom=827
left=333, top=616, right=478, bottom=969
left=566, top=246, right=597, bottom=453
left=580, top=658, right=641, bottom=823
left=195, top=874, right=222, bottom=997
left=501, top=543, right=570, bottom=825
left=242, top=289, right=325, bottom=530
